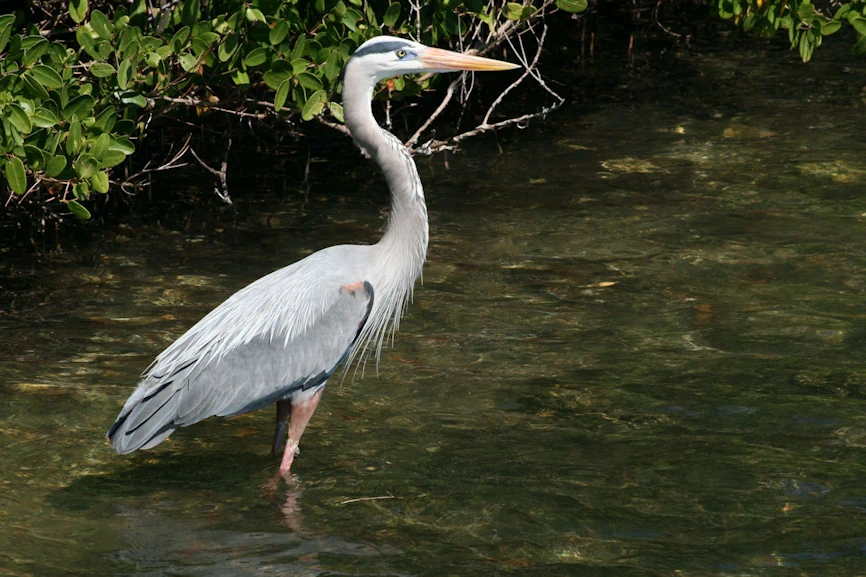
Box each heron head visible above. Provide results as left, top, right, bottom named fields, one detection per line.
left=346, top=36, right=519, bottom=83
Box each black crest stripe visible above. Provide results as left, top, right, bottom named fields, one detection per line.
left=351, top=41, right=410, bottom=59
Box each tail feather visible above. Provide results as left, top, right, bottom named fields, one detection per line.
left=107, top=383, right=183, bottom=454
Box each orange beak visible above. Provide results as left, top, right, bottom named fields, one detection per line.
left=419, top=47, right=520, bottom=72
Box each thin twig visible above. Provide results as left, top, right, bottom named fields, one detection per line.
left=316, top=116, right=352, bottom=137
left=302, top=143, right=311, bottom=202
left=159, top=95, right=268, bottom=119
left=414, top=100, right=564, bottom=155
left=119, top=134, right=192, bottom=191
left=407, top=13, right=563, bottom=156
left=504, top=21, right=562, bottom=104
left=405, top=78, right=459, bottom=148
left=340, top=494, right=399, bottom=505
left=188, top=141, right=234, bottom=207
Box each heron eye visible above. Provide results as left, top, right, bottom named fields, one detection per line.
left=396, top=49, right=407, bottom=58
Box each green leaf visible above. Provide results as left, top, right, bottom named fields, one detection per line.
left=274, top=79, right=290, bottom=112
left=76, top=26, right=98, bottom=59
left=556, top=0, right=588, bottom=13
left=291, top=36, right=306, bottom=60
left=218, top=34, right=239, bottom=62
left=244, top=47, right=268, bottom=67
left=7, top=104, right=32, bottom=134
left=297, top=72, right=323, bottom=90
left=4, top=155, right=26, bottom=194
left=90, top=9, right=113, bottom=39
left=181, top=0, right=200, bottom=27
left=117, top=59, right=132, bottom=89
left=31, top=64, right=63, bottom=89
left=118, top=91, right=147, bottom=107
left=323, top=50, right=342, bottom=81
left=263, top=60, right=293, bottom=89
left=503, top=2, right=524, bottom=20
left=246, top=8, right=267, bottom=22
left=7, top=123, right=24, bottom=148
left=178, top=53, right=198, bottom=72
left=0, top=14, right=14, bottom=34
left=329, top=101, right=344, bottom=122
left=852, top=35, right=866, bottom=56
left=73, top=180, right=90, bottom=200
left=270, top=20, right=289, bottom=45
left=72, top=180, right=90, bottom=200
left=190, top=37, right=214, bottom=58
left=45, top=155, right=67, bottom=177
left=821, top=19, right=842, bottom=35
left=852, top=18, right=866, bottom=36
left=62, top=95, right=96, bottom=122
left=67, top=199, right=91, bottom=219
left=90, top=62, right=116, bottom=78
left=69, top=0, right=89, bottom=24
left=0, top=15, right=14, bottom=53
left=32, top=108, right=58, bottom=128
left=291, top=58, right=308, bottom=75
left=23, top=146, right=46, bottom=170
left=301, top=89, right=327, bottom=121
left=91, top=133, right=111, bottom=159
left=798, top=28, right=814, bottom=62
left=834, top=4, right=851, bottom=21
left=231, top=68, right=250, bottom=85
left=74, top=154, right=99, bottom=178
left=100, top=149, right=126, bottom=168
left=68, top=122, right=84, bottom=155
left=383, top=3, right=401, bottom=27
left=170, top=26, right=191, bottom=52
left=94, top=108, right=117, bottom=132
left=109, top=136, right=135, bottom=154
left=23, top=38, right=49, bottom=66
left=21, top=74, right=51, bottom=100
left=92, top=170, right=109, bottom=193
left=797, top=2, right=814, bottom=20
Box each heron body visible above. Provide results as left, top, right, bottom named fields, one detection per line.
left=107, top=36, right=518, bottom=479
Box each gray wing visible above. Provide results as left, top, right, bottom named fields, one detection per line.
left=108, top=248, right=374, bottom=455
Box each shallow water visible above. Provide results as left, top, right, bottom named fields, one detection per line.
left=2, top=43, right=866, bottom=575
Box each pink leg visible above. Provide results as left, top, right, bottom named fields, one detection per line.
left=278, top=388, right=324, bottom=480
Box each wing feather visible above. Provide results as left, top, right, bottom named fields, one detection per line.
left=107, top=246, right=374, bottom=454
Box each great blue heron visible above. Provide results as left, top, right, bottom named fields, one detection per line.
left=107, top=36, right=518, bottom=480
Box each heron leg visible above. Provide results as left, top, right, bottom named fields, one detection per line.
left=271, top=399, right=292, bottom=455
left=279, top=387, right=325, bottom=480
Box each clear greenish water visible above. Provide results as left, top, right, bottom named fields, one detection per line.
left=2, top=44, right=866, bottom=575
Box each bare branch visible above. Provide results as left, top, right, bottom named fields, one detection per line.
left=340, top=494, right=398, bottom=505
left=188, top=142, right=234, bottom=207
left=404, top=78, right=459, bottom=148
left=404, top=4, right=563, bottom=156
left=159, top=95, right=268, bottom=119
left=316, top=116, right=352, bottom=138
left=411, top=99, right=564, bottom=155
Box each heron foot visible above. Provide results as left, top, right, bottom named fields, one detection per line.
left=279, top=441, right=300, bottom=480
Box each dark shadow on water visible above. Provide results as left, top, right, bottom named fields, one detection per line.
left=49, top=450, right=403, bottom=576
left=53, top=449, right=272, bottom=502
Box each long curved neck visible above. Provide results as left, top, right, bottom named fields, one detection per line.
left=342, top=62, right=429, bottom=280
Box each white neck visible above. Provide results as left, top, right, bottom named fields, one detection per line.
left=340, top=57, right=430, bottom=367
left=342, top=60, right=429, bottom=280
